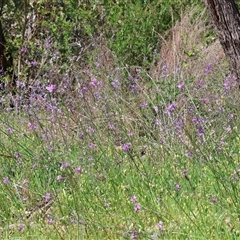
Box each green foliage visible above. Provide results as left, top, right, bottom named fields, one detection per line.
left=2, top=0, right=204, bottom=70
left=2, top=1, right=240, bottom=239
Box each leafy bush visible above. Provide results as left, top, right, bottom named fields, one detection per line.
left=3, top=0, right=204, bottom=71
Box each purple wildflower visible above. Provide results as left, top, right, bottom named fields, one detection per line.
left=134, top=204, right=141, bottom=212
left=31, top=60, right=38, bottom=67
left=89, top=77, right=101, bottom=88
left=61, top=162, right=71, bottom=168
left=224, top=79, right=230, bottom=90
left=205, top=63, right=212, bottom=74
left=14, top=152, right=22, bottom=159
left=177, top=82, right=185, bottom=90
left=74, top=167, right=83, bottom=174
left=226, top=125, right=231, bottom=132
left=131, top=195, right=137, bottom=203
left=57, top=175, right=63, bottom=182
left=175, top=184, right=181, bottom=191
left=43, top=193, right=51, bottom=202
left=111, top=79, right=120, bottom=89
left=121, top=143, right=131, bottom=151
left=45, top=41, right=51, bottom=49
left=153, top=105, right=158, bottom=113
left=87, top=126, right=95, bottom=133
left=47, top=218, right=54, bottom=225
left=166, top=103, right=177, bottom=116
left=162, top=65, right=168, bottom=72
left=46, top=84, right=56, bottom=93
left=18, top=225, right=24, bottom=232
left=20, top=47, right=27, bottom=53
left=78, top=131, right=84, bottom=137
left=22, top=179, right=28, bottom=185
left=157, top=221, right=165, bottom=231
left=7, top=127, right=14, bottom=134
left=140, top=102, right=148, bottom=108
left=89, top=143, right=96, bottom=149
left=2, top=177, right=9, bottom=184
left=211, top=197, right=217, bottom=204
left=28, top=122, right=37, bottom=131
left=197, top=125, right=204, bottom=137
left=198, top=79, right=203, bottom=87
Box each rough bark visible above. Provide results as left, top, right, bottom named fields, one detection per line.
left=204, top=0, right=240, bottom=84
left=0, top=20, right=16, bottom=93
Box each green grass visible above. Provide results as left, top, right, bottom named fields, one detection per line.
left=0, top=97, right=240, bottom=239
left=0, top=2, right=240, bottom=238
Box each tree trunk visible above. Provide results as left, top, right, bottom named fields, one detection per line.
left=0, top=20, right=16, bottom=94
left=204, top=0, right=240, bottom=84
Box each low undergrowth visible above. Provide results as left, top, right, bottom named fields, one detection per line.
left=0, top=2, right=240, bottom=239
left=0, top=52, right=240, bottom=239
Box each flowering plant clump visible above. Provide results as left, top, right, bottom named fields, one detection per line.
left=0, top=1, right=239, bottom=239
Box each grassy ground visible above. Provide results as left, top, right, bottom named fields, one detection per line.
left=1, top=48, right=240, bottom=239
left=0, top=4, right=239, bottom=239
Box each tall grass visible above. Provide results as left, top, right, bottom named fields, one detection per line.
left=0, top=38, right=240, bottom=239
left=0, top=1, right=240, bottom=239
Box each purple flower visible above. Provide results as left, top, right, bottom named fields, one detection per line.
left=182, top=169, right=188, bottom=176
left=198, top=79, right=203, bottom=87
left=2, top=177, right=9, bottom=184
left=130, top=231, right=139, bottom=239
left=188, top=151, right=194, bottom=157
left=140, top=102, right=148, bottom=108
left=20, top=47, right=27, bottom=53
left=197, top=125, right=204, bottom=137
left=162, top=65, right=168, bottom=72
left=131, top=195, right=137, bottom=203
left=61, top=162, right=71, bottom=168
left=130, top=84, right=139, bottom=93
left=134, top=204, right=141, bottom=212
left=89, top=78, right=101, bottom=88
left=74, top=167, right=83, bottom=174
left=153, top=105, right=158, bottom=113
left=166, top=103, right=177, bottom=116
left=78, top=131, right=84, bottom=137
left=18, top=225, right=24, bottom=232
left=224, top=75, right=231, bottom=90
left=104, top=202, right=110, bottom=208
left=15, top=152, right=22, bottom=159
left=47, top=218, right=54, bottom=225
left=57, top=175, right=63, bottom=182
left=175, top=184, right=181, bottom=191
left=211, top=197, right=217, bottom=204
left=177, top=82, right=185, bottom=90
left=87, top=126, right=95, bottom=133
left=151, top=234, right=158, bottom=239
left=228, top=114, right=234, bottom=120
left=205, top=63, right=212, bottom=74
left=89, top=143, right=96, bottom=149
left=226, top=125, right=231, bottom=132
left=45, top=41, right=51, bottom=49
left=28, top=122, right=37, bottom=131
left=7, top=127, right=14, bottom=134
left=224, top=79, right=230, bottom=90
left=121, top=143, right=131, bottom=151
left=46, top=84, right=56, bottom=93
left=157, top=221, right=165, bottom=230
left=111, top=79, right=120, bottom=89
left=155, top=118, right=160, bottom=125
left=43, top=193, right=51, bottom=202
left=22, top=179, right=28, bottom=185
left=31, top=60, right=38, bottom=67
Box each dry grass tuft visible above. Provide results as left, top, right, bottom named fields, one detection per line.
left=151, top=6, right=228, bottom=80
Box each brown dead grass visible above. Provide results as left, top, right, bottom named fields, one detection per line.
left=150, top=6, right=228, bottom=80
